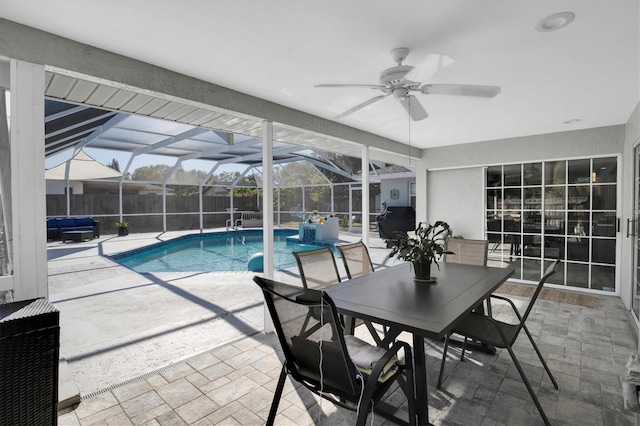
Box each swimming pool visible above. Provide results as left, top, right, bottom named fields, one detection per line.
left=111, top=229, right=330, bottom=273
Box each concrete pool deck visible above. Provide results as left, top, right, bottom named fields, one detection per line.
left=50, top=228, right=640, bottom=425
left=47, top=227, right=393, bottom=399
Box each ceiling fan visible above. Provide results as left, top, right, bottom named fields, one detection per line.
left=315, top=47, right=501, bottom=121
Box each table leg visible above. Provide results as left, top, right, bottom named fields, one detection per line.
left=413, top=334, right=429, bottom=426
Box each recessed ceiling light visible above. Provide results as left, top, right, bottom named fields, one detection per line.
left=563, top=118, right=581, bottom=124
left=536, top=12, right=575, bottom=32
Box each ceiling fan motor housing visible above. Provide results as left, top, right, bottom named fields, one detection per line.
left=379, top=65, right=413, bottom=86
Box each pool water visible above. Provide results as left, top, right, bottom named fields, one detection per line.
left=112, top=229, right=327, bottom=273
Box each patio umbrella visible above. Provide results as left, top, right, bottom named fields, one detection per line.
left=45, top=149, right=121, bottom=216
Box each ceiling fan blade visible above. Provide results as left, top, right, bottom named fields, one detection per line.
left=315, top=83, right=384, bottom=90
left=404, top=53, right=456, bottom=81
left=420, top=84, right=501, bottom=98
left=335, top=94, right=389, bottom=119
left=401, top=95, right=429, bottom=121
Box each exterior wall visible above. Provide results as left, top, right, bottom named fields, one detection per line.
left=45, top=180, right=83, bottom=195
left=427, top=168, right=484, bottom=240
left=424, top=126, right=624, bottom=170
left=622, top=102, right=640, bottom=311
left=423, top=125, right=627, bottom=298
left=380, top=178, right=413, bottom=207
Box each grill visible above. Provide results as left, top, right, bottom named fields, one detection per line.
left=376, top=206, right=416, bottom=239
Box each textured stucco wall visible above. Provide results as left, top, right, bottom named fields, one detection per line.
left=427, top=168, right=484, bottom=240
left=621, top=102, right=640, bottom=311
left=423, top=125, right=624, bottom=170
left=380, top=178, right=413, bottom=207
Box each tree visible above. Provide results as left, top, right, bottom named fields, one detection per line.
left=107, top=158, right=120, bottom=172
left=131, top=164, right=173, bottom=182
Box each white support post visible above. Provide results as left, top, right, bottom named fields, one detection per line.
left=361, top=145, right=370, bottom=246
left=330, top=184, right=334, bottom=215
left=198, top=184, right=204, bottom=231
left=262, top=121, right=274, bottom=278
left=118, top=182, right=123, bottom=222
left=162, top=186, right=167, bottom=232
left=277, top=187, right=281, bottom=227
left=65, top=162, right=71, bottom=217
left=11, top=60, right=47, bottom=301
left=262, top=120, right=275, bottom=333
left=348, top=183, right=353, bottom=233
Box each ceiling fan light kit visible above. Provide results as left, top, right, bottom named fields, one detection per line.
left=316, top=47, right=501, bottom=121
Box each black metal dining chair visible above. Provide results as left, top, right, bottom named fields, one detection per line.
left=437, top=260, right=560, bottom=426
left=336, top=240, right=375, bottom=279
left=444, top=238, right=489, bottom=267
left=336, top=240, right=392, bottom=343
left=292, top=247, right=341, bottom=289
left=253, top=276, right=416, bottom=426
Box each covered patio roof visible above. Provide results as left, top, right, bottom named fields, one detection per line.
left=44, top=98, right=413, bottom=184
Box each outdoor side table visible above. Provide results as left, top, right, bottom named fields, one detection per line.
left=61, top=230, right=93, bottom=242
left=0, top=298, right=60, bottom=426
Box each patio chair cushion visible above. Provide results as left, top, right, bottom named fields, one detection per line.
left=344, top=335, right=399, bottom=382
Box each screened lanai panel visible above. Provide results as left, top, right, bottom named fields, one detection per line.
left=166, top=159, right=217, bottom=185
left=274, top=161, right=329, bottom=187
left=129, top=154, right=179, bottom=183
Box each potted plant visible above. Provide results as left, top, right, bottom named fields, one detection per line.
left=115, top=220, right=129, bottom=236
left=387, top=221, right=453, bottom=281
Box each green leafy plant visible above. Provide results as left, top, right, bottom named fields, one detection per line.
left=114, top=220, right=129, bottom=229
left=387, top=221, right=453, bottom=269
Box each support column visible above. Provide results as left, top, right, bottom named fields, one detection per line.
left=11, top=60, right=47, bottom=300
left=361, top=145, right=370, bottom=246
left=348, top=183, right=353, bottom=233
left=198, top=184, right=204, bottom=231
left=162, top=186, right=167, bottom=232
left=262, top=121, right=274, bottom=277
left=262, top=120, right=275, bottom=333
left=330, top=184, right=334, bottom=215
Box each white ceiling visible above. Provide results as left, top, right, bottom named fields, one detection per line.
left=0, top=1, right=638, bottom=150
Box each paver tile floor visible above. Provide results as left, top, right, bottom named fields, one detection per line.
left=51, top=229, right=640, bottom=425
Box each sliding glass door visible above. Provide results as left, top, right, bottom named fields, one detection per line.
left=487, top=156, right=619, bottom=292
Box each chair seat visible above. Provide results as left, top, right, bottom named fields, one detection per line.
left=344, top=335, right=399, bottom=382
left=454, top=312, right=519, bottom=349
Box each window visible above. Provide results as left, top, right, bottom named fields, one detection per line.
left=486, top=157, right=618, bottom=292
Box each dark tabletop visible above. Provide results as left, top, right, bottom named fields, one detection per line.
left=325, top=262, right=514, bottom=339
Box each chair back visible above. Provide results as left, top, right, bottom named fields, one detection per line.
left=253, top=276, right=361, bottom=397
left=336, top=241, right=375, bottom=279
left=517, top=260, right=559, bottom=333
left=445, top=239, right=489, bottom=266
left=293, top=247, right=341, bottom=289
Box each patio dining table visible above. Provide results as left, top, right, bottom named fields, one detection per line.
left=325, top=262, right=514, bottom=425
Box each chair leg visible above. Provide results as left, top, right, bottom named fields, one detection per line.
left=522, top=325, right=559, bottom=389
left=437, top=334, right=451, bottom=388
left=355, top=382, right=374, bottom=426
left=505, top=345, right=552, bottom=426
left=460, top=337, right=468, bottom=361
left=267, top=365, right=287, bottom=426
